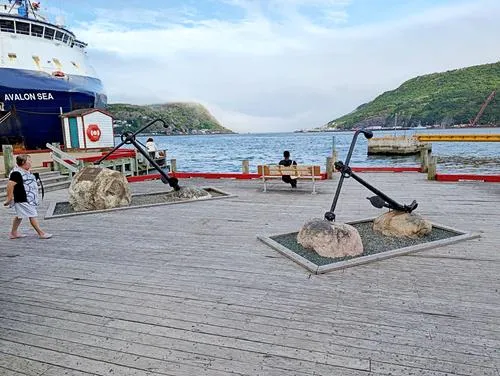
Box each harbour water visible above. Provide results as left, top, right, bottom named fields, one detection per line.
left=121, top=128, right=500, bottom=174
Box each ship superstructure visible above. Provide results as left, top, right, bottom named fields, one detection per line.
left=0, top=0, right=106, bottom=149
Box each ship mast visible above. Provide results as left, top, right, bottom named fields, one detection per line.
left=6, top=0, right=40, bottom=20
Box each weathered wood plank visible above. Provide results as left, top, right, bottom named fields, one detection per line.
left=1, top=173, right=499, bottom=375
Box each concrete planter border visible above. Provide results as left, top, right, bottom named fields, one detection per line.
left=45, top=187, right=234, bottom=220
left=257, top=217, right=480, bottom=274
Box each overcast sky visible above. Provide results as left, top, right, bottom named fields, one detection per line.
left=45, top=0, right=500, bottom=132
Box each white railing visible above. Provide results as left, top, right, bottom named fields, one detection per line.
left=45, top=143, right=82, bottom=177
left=136, top=149, right=170, bottom=175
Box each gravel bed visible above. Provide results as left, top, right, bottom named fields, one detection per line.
left=271, top=221, right=460, bottom=266
left=53, top=188, right=225, bottom=215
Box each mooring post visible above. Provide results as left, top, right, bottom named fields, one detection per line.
left=170, top=158, right=177, bottom=172
left=242, top=160, right=249, bottom=174
left=420, top=146, right=431, bottom=173
left=51, top=142, right=63, bottom=173
left=427, top=156, right=437, bottom=180
left=332, top=135, right=338, bottom=166
left=2, top=144, right=14, bottom=178
left=326, top=156, right=334, bottom=179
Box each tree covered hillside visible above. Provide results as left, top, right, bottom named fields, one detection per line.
left=326, top=62, right=499, bottom=129
left=107, top=102, right=233, bottom=135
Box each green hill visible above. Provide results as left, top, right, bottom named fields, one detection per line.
left=325, top=62, right=499, bottom=129
left=107, top=102, right=234, bottom=135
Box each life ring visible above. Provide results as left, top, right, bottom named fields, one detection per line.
left=86, top=124, right=101, bottom=142
left=52, top=70, right=65, bottom=78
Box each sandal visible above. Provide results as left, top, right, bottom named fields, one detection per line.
left=39, top=233, right=53, bottom=239
left=9, top=233, right=27, bottom=239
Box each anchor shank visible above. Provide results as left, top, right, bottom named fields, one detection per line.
left=128, top=138, right=177, bottom=187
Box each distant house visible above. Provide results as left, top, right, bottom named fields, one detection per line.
left=60, top=108, right=114, bottom=149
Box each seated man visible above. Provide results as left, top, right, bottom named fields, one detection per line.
left=279, top=150, right=297, bottom=188
left=145, top=137, right=159, bottom=159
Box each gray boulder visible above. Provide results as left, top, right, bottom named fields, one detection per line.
left=69, top=166, right=131, bottom=211
left=297, top=218, right=363, bottom=258
left=169, top=186, right=211, bottom=200
left=373, top=211, right=432, bottom=238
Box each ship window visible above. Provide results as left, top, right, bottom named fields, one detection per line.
left=8, top=53, right=17, bottom=61
left=32, top=55, right=40, bottom=66
left=15, top=22, right=30, bottom=35
left=0, top=20, right=15, bottom=33
left=31, top=24, right=43, bottom=37
left=44, top=27, right=55, bottom=40
left=62, top=34, right=69, bottom=43
left=55, top=30, right=64, bottom=41
left=71, top=61, right=79, bottom=69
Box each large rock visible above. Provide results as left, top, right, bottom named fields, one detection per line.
left=169, top=186, right=211, bottom=200
left=373, top=211, right=432, bottom=238
left=69, top=166, right=131, bottom=211
left=297, top=218, right=363, bottom=258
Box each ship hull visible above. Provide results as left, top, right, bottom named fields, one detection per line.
left=0, top=68, right=107, bottom=149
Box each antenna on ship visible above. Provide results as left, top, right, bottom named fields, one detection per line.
left=55, top=15, right=65, bottom=27
left=7, top=0, right=17, bottom=15
left=27, top=0, right=41, bottom=20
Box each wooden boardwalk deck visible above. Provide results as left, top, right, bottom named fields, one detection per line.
left=0, top=173, right=499, bottom=375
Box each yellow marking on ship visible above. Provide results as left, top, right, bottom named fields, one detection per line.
left=416, top=134, right=500, bottom=142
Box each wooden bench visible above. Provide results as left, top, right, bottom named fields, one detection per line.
left=257, top=165, right=322, bottom=193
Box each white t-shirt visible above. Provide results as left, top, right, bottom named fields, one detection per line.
left=145, top=141, right=160, bottom=158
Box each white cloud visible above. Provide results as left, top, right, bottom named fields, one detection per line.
left=76, top=0, right=500, bottom=132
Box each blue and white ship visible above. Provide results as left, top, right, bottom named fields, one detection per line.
left=0, top=0, right=106, bottom=149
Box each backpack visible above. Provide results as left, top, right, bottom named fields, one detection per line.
left=32, top=172, right=44, bottom=200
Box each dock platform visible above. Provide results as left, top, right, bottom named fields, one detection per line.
left=0, top=173, right=499, bottom=375
left=416, top=134, right=500, bottom=142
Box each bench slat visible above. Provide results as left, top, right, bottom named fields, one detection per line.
left=259, top=165, right=321, bottom=177
left=257, top=164, right=322, bottom=193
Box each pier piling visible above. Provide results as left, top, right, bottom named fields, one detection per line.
left=427, top=156, right=437, bottom=180
left=242, top=160, right=249, bottom=174
left=2, top=145, right=14, bottom=177
left=326, top=157, right=334, bottom=179
left=420, top=146, right=431, bottom=173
